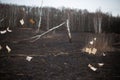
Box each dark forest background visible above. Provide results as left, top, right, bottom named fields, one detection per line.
left=0, top=3, right=120, bottom=34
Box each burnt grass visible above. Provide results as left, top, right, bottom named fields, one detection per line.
left=0, top=28, right=120, bottom=80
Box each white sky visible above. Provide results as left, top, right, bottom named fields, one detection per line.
left=0, top=0, right=120, bottom=16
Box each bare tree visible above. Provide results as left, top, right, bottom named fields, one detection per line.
left=47, top=8, right=50, bottom=30
left=98, top=9, right=102, bottom=33
left=36, top=0, right=43, bottom=33
left=93, top=9, right=102, bottom=33
left=93, top=16, right=98, bottom=33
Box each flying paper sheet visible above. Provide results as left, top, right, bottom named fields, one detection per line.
left=20, top=19, right=24, bottom=25
left=88, top=64, right=97, bottom=71
left=91, top=48, right=97, bottom=55
left=98, top=63, right=104, bottom=67
left=103, top=53, right=106, bottom=56
left=7, top=27, right=12, bottom=32
left=6, top=45, right=11, bottom=53
left=0, top=30, right=7, bottom=34
left=90, top=40, right=94, bottom=45
left=26, top=56, right=33, bottom=61
left=94, top=37, right=97, bottom=41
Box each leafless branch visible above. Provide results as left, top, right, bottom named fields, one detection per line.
left=13, top=21, right=66, bottom=43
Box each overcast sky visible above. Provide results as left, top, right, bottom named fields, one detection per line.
left=0, top=0, right=120, bottom=16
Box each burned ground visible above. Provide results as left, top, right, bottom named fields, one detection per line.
left=0, top=29, right=120, bottom=80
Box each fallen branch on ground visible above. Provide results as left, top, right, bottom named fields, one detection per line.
left=13, top=21, right=66, bottom=43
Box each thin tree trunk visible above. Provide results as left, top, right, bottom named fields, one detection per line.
left=66, top=19, right=72, bottom=43
left=47, top=8, right=49, bottom=30
left=98, top=17, right=102, bottom=33
left=36, top=0, right=43, bottom=33
left=93, top=17, right=98, bottom=33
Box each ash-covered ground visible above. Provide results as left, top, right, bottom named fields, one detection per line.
left=0, top=28, right=120, bottom=80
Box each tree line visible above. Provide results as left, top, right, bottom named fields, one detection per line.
left=0, top=3, right=120, bottom=34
